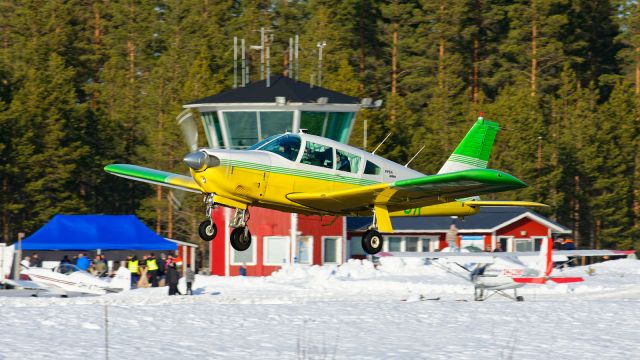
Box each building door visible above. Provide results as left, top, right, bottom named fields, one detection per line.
left=296, top=236, right=313, bottom=264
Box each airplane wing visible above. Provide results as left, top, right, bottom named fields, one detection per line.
left=287, top=168, right=528, bottom=213
left=104, top=164, right=202, bottom=193
left=379, top=251, right=511, bottom=264
left=2, top=279, right=50, bottom=290
left=287, top=168, right=541, bottom=231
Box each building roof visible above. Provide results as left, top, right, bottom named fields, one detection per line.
left=187, top=76, right=360, bottom=105
left=347, top=207, right=571, bottom=234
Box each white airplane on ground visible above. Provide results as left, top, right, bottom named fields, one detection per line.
left=2, top=264, right=131, bottom=297
left=380, top=240, right=634, bottom=301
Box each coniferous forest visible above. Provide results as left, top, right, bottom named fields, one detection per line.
left=0, top=0, right=638, bottom=251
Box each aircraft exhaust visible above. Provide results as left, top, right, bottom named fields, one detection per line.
left=183, top=151, right=220, bottom=171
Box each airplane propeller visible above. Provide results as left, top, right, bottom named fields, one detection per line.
left=177, top=109, right=199, bottom=152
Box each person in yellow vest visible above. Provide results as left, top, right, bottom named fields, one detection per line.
left=127, top=255, right=140, bottom=289
left=146, top=253, right=160, bottom=287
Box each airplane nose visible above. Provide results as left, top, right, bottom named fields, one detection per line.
left=183, top=151, right=219, bottom=171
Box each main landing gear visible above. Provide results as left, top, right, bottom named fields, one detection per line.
left=361, top=208, right=384, bottom=255
left=197, top=194, right=252, bottom=252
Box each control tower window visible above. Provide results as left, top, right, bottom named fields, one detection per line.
left=260, top=111, right=293, bottom=139
left=258, top=134, right=301, bottom=161
left=364, top=160, right=381, bottom=175
left=336, top=149, right=361, bottom=173
left=223, top=111, right=258, bottom=148
left=301, top=141, right=334, bottom=169
left=300, top=112, right=355, bottom=142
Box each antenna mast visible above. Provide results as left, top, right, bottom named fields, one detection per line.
left=372, top=133, right=391, bottom=155
left=295, top=34, right=299, bottom=81
left=404, top=145, right=426, bottom=167
left=233, top=36, right=238, bottom=88
left=288, top=37, right=293, bottom=78
left=317, top=40, right=327, bottom=87
left=241, top=38, right=247, bottom=86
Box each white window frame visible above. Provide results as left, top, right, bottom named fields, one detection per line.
left=532, top=236, right=547, bottom=251
left=230, top=235, right=258, bottom=266
left=321, top=236, right=342, bottom=264
left=514, top=238, right=534, bottom=252
left=419, top=236, right=440, bottom=252
left=383, top=235, right=403, bottom=252
left=263, top=236, right=291, bottom=266
left=296, top=235, right=314, bottom=264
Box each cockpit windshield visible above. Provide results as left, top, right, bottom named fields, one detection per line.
left=247, top=134, right=282, bottom=150
left=255, top=134, right=301, bottom=161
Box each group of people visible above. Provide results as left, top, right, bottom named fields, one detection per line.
left=126, top=253, right=195, bottom=295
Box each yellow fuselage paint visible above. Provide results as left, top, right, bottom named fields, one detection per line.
left=191, top=164, right=479, bottom=218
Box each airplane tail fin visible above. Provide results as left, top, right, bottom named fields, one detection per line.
left=109, top=267, right=131, bottom=291
left=513, top=239, right=584, bottom=284
left=535, top=237, right=554, bottom=277
left=438, top=114, right=500, bottom=174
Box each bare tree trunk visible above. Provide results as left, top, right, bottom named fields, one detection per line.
left=574, top=175, right=580, bottom=248
left=438, top=3, right=445, bottom=91
left=531, top=3, right=538, bottom=97
left=359, top=1, right=366, bottom=91
left=167, top=190, right=173, bottom=239
left=472, top=37, right=479, bottom=103
left=156, top=186, right=162, bottom=234
left=2, top=177, right=8, bottom=242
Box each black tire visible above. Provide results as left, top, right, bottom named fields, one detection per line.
left=230, top=227, right=252, bottom=251
left=362, top=229, right=383, bottom=255
left=198, top=220, right=217, bottom=241
left=516, top=296, right=525, bottom=302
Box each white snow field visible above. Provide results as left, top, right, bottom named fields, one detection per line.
left=0, top=258, right=638, bottom=359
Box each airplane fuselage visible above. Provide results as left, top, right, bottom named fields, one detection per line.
left=189, top=132, right=481, bottom=217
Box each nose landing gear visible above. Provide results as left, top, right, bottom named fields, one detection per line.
left=198, top=194, right=218, bottom=242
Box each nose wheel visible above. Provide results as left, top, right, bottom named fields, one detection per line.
left=230, top=227, right=252, bottom=251
left=198, top=220, right=217, bottom=241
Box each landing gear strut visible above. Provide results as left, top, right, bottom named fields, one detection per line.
left=198, top=194, right=218, bottom=241
left=361, top=208, right=384, bottom=255
left=229, top=208, right=252, bottom=252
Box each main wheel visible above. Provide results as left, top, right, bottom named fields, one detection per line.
left=198, top=220, right=217, bottom=241
left=230, top=227, right=252, bottom=251
left=362, top=229, right=383, bottom=255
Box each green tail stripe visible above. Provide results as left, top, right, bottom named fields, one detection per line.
left=452, top=119, right=500, bottom=162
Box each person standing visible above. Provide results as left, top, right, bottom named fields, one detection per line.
left=166, top=263, right=181, bottom=296
left=445, top=223, right=458, bottom=250
left=76, top=253, right=91, bottom=271
left=157, top=253, right=167, bottom=287
left=127, top=255, right=140, bottom=289
left=30, top=253, right=43, bottom=267
left=185, top=267, right=195, bottom=295
left=146, top=253, right=159, bottom=287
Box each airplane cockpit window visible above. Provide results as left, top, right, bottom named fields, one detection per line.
left=247, top=134, right=282, bottom=150
left=257, top=134, right=301, bottom=161
left=301, top=141, right=334, bottom=169
left=336, top=149, right=361, bottom=173
left=364, top=160, right=381, bottom=175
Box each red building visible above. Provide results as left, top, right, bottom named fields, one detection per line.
left=209, top=207, right=345, bottom=276
left=347, top=207, right=571, bottom=256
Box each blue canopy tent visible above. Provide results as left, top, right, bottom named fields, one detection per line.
left=20, top=215, right=177, bottom=251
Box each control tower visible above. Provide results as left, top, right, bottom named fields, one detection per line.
left=184, top=76, right=374, bottom=276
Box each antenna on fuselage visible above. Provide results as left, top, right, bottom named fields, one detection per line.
left=371, top=133, right=391, bottom=155
left=404, top=145, right=426, bottom=167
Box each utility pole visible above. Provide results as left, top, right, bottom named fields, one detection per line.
left=13, top=232, right=24, bottom=280
left=537, top=136, right=543, bottom=177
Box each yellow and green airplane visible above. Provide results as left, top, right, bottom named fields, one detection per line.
left=105, top=115, right=544, bottom=255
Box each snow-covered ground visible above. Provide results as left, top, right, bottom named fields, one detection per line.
left=0, top=258, right=638, bottom=359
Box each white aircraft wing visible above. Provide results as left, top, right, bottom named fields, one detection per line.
left=379, top=251, right=511, bottom=264
left=2, top=279, right=49, bottom=290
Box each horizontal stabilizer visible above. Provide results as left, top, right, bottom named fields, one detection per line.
left=512, top=277, right=548, bottom=284
left=549, top=277, right=584, bottom=284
